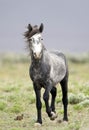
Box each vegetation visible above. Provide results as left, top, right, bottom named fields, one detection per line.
left=0, top=53, right=89, bottom=130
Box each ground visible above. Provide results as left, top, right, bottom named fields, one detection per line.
left=0, top=54, right=89, bottom=130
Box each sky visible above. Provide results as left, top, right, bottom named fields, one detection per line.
left=0, top=0, right=89, bottom=54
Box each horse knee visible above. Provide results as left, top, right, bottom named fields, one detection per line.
left=37, top=103, right=42, bottom=110
left=51, top=87, right=57, bottom=98
left=43, top=93, right=49, bottom=102
left=36, top=99, right=42, bottom=110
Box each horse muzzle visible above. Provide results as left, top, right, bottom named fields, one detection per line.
left=33, top=52, right=42, bottom=59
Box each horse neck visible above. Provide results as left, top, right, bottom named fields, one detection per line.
left=31, top=57, right=42, bottom=66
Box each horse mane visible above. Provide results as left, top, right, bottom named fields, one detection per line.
left=24, top=25, right=40, bottom=41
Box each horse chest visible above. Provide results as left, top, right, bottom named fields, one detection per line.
left=30, top=65, right=49, bottom=83
left=33, top=68, right=42, bottom=80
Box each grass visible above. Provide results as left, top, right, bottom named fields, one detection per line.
left=0, top=102, right=7, bottom=111
left=0, top=54, right=89, bottom=130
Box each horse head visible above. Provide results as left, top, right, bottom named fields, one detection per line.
left=24, top=23, right=44, bottom=59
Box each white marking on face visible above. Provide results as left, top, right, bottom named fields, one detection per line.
left=31, top=33, right=42, bottom=41
left=30, top=34, right=43, bottom=59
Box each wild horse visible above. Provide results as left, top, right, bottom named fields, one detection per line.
left=24, top=23, right=68, bottom=125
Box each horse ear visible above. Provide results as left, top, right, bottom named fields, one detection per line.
left=28, top=24, right=32, bottom=32
left=39, top=23, right=44, bottom=33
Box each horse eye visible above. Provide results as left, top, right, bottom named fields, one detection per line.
left=39, top=38, right=43, bottom=41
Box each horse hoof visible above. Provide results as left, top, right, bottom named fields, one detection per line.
left=34, top=122, right=42, bottom=127
left=50, top=111, right=58, bottom=120
left=63, top=118, right=68, bottom=122
left=62, top=121, right=68, bottom=125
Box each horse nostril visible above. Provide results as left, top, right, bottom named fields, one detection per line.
left=33, top=52, right=41, bottom=59
left=33, top=52, right=36, bottom=57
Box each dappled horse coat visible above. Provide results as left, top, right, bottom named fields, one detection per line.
left=24, top=23, right=68, bottom=125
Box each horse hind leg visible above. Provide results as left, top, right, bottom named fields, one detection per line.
left=60, top=76, right=68, bottom=121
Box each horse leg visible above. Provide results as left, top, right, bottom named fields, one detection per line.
left=50, top=87, right=57, bottom=112
left=43, top=87, right=52, bottom=118
left=43, top=85, right=57, bottom=120
left=50, top=87, right=58, bottom=120
left=33, top=84, right=42, bottom=125
left=60, top=77, right=68, bottom=121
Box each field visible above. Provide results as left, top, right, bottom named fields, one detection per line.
left=0, top=54, right=89, bottom=130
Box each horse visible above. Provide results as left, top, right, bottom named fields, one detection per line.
left=24, top=23, right=68, bottom=125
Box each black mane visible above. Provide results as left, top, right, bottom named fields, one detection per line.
left=24, top=25, right=40, bottom=40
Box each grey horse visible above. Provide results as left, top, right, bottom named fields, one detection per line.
left=24, top=23, right=68, bottom=125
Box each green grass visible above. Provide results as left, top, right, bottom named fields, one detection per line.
left=0, top=102, right=7, bottom=111
left=0, top=54, right=89, bottom=130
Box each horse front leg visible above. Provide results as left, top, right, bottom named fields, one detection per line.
left=43, top=85, right=57, bottom=120
left=33, top=83, right=42, bottom=125
left=50, top=87, right=58, bottom=120
left=50, top=87, right=57, bottom=113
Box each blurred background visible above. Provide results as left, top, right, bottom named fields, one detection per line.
left=0, top=1, right=89, bottom=129
left=0, top=0, right=89, bottom=54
